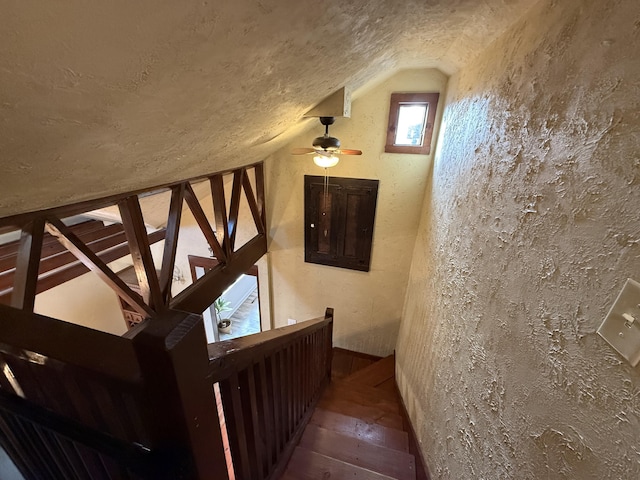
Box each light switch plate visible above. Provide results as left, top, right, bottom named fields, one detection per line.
left=597, top=278, right=640, bottom=366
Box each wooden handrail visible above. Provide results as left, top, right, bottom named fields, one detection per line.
left=0, top=160, right=266, bottom=230
left=207, top=308, right=334, bottom=480
left=207, top=311, right=333, bottom=381
left=0, top=298, right=334, bottom=480
left=0, top=304, right=140, bottom=383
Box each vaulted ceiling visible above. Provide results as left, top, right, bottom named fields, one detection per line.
left=0, top=0, right=538, bottom=217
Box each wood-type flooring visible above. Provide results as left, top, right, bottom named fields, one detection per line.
left=281, top=350, right=427, bottom=480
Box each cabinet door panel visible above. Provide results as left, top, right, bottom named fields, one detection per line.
left=304, top=176, right=378, bottom=272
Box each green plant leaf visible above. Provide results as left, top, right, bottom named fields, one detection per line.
left=214, top=297, right=232, bottom=313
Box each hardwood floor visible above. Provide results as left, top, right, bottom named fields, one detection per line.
left=330, top=347, right=380, bottom=380
left=281, top=351, right=425, bottom=480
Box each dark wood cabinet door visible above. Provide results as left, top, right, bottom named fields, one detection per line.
left=304, top=176, right=379, bottom=272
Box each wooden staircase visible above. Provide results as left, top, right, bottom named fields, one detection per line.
left=281, top=354, right=419, bottom=480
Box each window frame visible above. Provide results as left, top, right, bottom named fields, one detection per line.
left=385, top=92, right=440, bottom=155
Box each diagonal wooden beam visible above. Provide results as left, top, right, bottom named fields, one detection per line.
left=36, top=231, right=128, bottom=276
left=11, top=218, right=45, bottom=311
left=170, top=234, right=267, bottom=314
left=0, top=229, right=166, bottom=306
left=183, top=183, right=226, bottom=262
left=159, top=184, right=185, bottom=304
left=227, top=169, right=244, bottom=253
left=210, top=175, right=229, bottom=256
left=118, top=196, right=163, bottom=311
left=242, top=169, right=266, bottom=235
left=254, top=163, right=267, bottom=230
left=44, top=216, right=154, bottom=318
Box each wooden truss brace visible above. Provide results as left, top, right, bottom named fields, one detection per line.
left=0, top=222, right=165, bottom=309
left=158, top=185, right=184, bottom=305
left=1, top=163, right=267, bottom=319
left=184, top=183, right=226, bottom=262
left=118, top=196, right=163, bottom=311
left=170, top=164, right=268, bottom=313
left=10, top=219, right=45, bottom=311
left=45, top=217, right=154, bottom=317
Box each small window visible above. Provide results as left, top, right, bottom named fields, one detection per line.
left=385, top=92, right=439, bottom=154
left=304, top=176, right=379, bottom=272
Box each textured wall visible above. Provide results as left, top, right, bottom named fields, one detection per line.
left=396, top=1, right=640, bottom=478
left=0, top=0, right=537, bottom=218
left=266, top=69, right=447, bottom=356
left=34, top=256, right=133, bottom=335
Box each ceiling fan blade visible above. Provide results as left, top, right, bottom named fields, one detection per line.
left=337, top=149, right=362, bottom=155
left=291, top=147, right=316, bottom=155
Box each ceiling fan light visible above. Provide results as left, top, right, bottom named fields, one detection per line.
left=313, top=154, right=339, bottom=168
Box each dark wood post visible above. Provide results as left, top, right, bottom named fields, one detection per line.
left=11, top=218, right=45, bottom=311
left=131, top=310, right=229, bottom=480
left=118, top=196, right=163, bottom=311
left=159, top=185, right=185, bottom=304
left=325, top=307, right=334, bottom=381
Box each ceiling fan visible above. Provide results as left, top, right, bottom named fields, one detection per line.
left=291, top=116, right=362, bottom=167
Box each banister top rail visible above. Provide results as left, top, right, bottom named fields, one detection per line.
left=207, top=309, right=333, bottom=382
left=0, top=161, right=265, bottom=229
left=0, top=304, right=141, bottom=383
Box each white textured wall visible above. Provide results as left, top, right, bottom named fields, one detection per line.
left=396, top=1, right=640, bottom=478
left=266, top=69, right=447, bottom=356
left=34, top=256, right=133, bottom=335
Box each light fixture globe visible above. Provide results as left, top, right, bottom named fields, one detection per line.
left=313, top=154, right=339, bottom=168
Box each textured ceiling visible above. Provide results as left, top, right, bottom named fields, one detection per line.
left=0, top=0, right=538, bottom=217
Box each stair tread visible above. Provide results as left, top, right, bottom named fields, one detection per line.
left=318, top=396, right=404, bottom=430
left=377, top=377, right=398, bottom=395
left=325, top=380, right=402, bottom=414
left=331, top=350, right=380, bottom=380
left=311, top=408, right=409, bottom=452
left=299, top=424, right=416, bottom=480
left=342, top=355, right=395, bottom=387
left=282, top=446, right=398, bottom=480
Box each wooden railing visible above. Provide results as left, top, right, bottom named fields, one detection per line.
left=0, top=304, right=333, bottom=479
left=0, top=305, right=191, bottom=479
left=0, top=389, right=173, bottom=479
left=0, top=163, right=267, bottom=318
left=208, top=308, right=334, bottom=480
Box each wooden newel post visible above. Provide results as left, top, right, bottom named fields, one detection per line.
left=325, top=307, right=334, bottom=381
left=132, top=310, right=229, bottom=480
